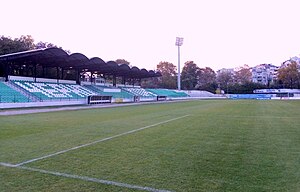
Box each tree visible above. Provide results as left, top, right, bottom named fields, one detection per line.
left=196, top=67, right=217, bottom=92
left=216, top=70, right=234, bottom=93
left=35, top=41, right=71, bottom=54
left=115, top=59, right=130, bottom=65
left=18, top=35, right=35, bottom=50
left=0, top=35, right=72, bottom=56
left=0, top=35, right=35, bottom=55
left=227, top=82, right=266, bottom=94
left=141, top=77, right=160, bottom=88
left=277, top=61, right=300, bottom=88
left=181, top=61, right=199, bottom=90
left=0, top=36, right=16, bottom=55
left=35, top=41, right=57, bottom=49
left=234, top=65, right=252, bottom=84
left=156, top=61, right=177, bottom=89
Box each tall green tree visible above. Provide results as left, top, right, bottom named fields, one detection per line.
left=234, top=65, right=252, bottom=84
left=35, top=41, right=71, bottom=53
left=18, top=35, right=35, bottom=50
left=0, top=35, right=70, bottom=55
left=181, top=61, right=199, bottom=90
left=196, top=67, right=217, bottom=92
left=115, top=59, right=130, bottom=65
left=277, top=61, right=300, bottom=88
left=227, top=82, right=266, bottom=94
left=217, top=70, right=234, bottom=93
left=156, top=61, right=177, bottom=89
left=35, top=41, right=56, bottom=49
left=141, top=77, right=160, bottom=88
left=0, top=35, right=35, bottom=55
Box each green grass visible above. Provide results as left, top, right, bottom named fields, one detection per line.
left=0, top=100, right=300, bottom=191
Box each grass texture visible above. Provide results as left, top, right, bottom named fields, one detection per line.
left=0, top=100, right=300, bottom=191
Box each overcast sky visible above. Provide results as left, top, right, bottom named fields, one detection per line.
left=2, top=0, right=300, bottom=71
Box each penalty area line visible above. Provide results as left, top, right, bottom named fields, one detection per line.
left=15, top=114, right=190, bottom=166
left=0, top=162, right=173, bottom=192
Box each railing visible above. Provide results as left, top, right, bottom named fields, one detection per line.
left=0, top=95, right=31, bottom=103
left=35, top=95, right=86, bottom=102
left=0, top=94, right=86, bottom=103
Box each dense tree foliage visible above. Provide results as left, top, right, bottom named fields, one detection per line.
left=196, top=67, right=217, bottom=92
left=141, top=77, right=160, bottom=88
left=277, top=61, right=300, bottom=88
left=0, top=35, right=69, bottom=55
left=216, top=70, right=234, bottom=93
left=181, top=61, right=199, bottom=90
left=181, top=62, right=217, bottom=92
left=0, top=35, right=35, bottom=55
left=156, top=61, right=177, bottom=89
left=115, top=59, right=130, bottom=65
left=227, top=82, right=267, bottom=94
left=234, top=65, right=252, bottom=84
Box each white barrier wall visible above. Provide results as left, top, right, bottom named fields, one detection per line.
left=0, top=100, right=87, bottom=109
left=9, top=76, right=34, bottom=82
left=9, top=76, right=76, bottom=84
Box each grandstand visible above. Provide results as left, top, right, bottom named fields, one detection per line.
left=0, top=47, right=222, bottom=109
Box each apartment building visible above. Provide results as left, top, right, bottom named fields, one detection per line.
left=251, top=64, right=279, bottom=85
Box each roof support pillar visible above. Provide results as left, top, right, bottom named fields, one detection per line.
left=34, top=64, right=37, bottom=83
left=42, top=67, right=45, bottom=78
left=90, top=71, right=94, bottom=84
left=61, top=68, right=64, bottom=80
left=122, top=76, right=126, bottom=85
left=113, top=75, right=117, bottom=87
left=4, top=62, right=9, bottom=82
left=56, top=66, right=59, bottom=83
left=76, top=69, right=80, bottom=84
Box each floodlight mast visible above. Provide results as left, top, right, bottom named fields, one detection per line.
left=175, top=37, right=183, bottom=90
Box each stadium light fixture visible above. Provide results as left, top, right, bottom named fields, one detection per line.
left=175, top=37, right=184, bottom=90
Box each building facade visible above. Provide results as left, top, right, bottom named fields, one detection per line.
left=251, top=64, right=279, bottom=85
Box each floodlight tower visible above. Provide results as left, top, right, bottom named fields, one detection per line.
left=175, top=37, right=183, bottom=90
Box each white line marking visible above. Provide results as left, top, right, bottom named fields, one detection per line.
left=0, top=162, right=17, bottom=167
left=15, top=115, right=190, bottom=166
left=0, top=162, right=173, bottom=192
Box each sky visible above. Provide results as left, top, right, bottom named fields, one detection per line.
left=1, top=0, right=300, bottom=71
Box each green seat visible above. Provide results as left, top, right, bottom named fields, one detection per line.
left=0, top=82, right=29, bottom=103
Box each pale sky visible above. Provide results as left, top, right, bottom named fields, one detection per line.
left=1, top=0, right=300, bottom=71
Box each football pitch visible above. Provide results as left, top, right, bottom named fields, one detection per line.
left=0, top=100, right=300, bottom=191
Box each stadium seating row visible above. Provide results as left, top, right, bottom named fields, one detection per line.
left=84, top=85, right=133, bottom=98
left=13, top=81, right=96, bottom=100
left=146, top=89, right=189, bottom=97
left=122, top=87, right=156, bottom=97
